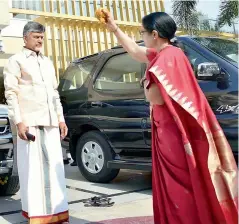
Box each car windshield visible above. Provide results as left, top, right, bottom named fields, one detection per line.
left=193, top=37, right=238, bottom=64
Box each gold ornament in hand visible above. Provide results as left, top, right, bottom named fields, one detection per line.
left=95, top=8, right=110, bottom=24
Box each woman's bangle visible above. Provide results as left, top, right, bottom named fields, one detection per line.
left=111, top=26, right=119, bottom=33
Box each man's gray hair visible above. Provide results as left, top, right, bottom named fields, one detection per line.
left=23, top=21, right=45, bottom=37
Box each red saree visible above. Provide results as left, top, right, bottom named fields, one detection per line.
left=145, top=46, right=238, bottom=224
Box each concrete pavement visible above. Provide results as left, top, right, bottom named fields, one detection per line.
left=0, top=164, right=153, bottom=224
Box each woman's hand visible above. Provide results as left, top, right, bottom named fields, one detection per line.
left=101, top=9, right=118, bottom=32
left=95, top=8, right=148, bottom=63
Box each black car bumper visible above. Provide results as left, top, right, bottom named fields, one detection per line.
left=0, top=133, right=14, bottom=175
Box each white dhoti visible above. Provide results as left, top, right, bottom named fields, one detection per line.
left=17, top=126, right=69, bottom=223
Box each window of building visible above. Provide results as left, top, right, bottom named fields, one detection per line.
left=12, top=0, right=40, bottom=19
left=94, top=53, right=142, bottom=91
left=61, top=61, right=94, bottom=91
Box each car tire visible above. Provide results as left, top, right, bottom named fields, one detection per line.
left=76, top=131, right=119, bottom=183
left=0, top=152, right=20, bottom=196
left=0, top=175, right=20, bottom=196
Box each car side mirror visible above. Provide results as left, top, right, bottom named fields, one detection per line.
left=196, top=62, right=220, bottom=81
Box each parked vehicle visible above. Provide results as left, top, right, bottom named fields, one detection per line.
left=0, top=104, right=19, bottom=196
left=59, top=36, right=238, bottom=183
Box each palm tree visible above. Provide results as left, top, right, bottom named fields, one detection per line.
left=218, top=0, right=238, bottom=27
left=172, top=0, right=198, bottom=34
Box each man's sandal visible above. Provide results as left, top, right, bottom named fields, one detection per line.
left=82, top=196, right=114, bottom=207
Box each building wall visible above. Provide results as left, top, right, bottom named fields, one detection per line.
left=0, top=0, right=10, bottom=29
left=0, top=19, right=27, bottom=78
left=0, top=17, right=27, bottom=102
left=0, top=36, right=24, bottom=73
left=9, top=0, right=164, bottom=80
left=0, top=36, right=24, bottom=103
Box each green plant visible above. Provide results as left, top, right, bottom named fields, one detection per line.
left=218, top=0, right=238, bottom=27
left=172, top=0, right=198, bottom=35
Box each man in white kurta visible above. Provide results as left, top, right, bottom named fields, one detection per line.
left=3, top=21, right=69, bottom=224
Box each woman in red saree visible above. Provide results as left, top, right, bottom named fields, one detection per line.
left=100, top=10, right=238, bottom=224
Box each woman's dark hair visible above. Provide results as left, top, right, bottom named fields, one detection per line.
left=142, top=12, right=177, bottom=40
left=142, top=12, right=184, bottom=49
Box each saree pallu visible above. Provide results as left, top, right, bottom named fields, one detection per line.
left=17, top=126, right=69, bottom=224
left=146, top=46, right=238, bottom=224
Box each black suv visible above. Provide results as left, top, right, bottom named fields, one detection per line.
left=59, top=36, right=238, bottom=183
left=0, top=105, right=19, bottom=196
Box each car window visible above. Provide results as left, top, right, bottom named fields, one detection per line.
left=184, top=44, right=211, bottom=72
left=61, top=61, right=95, bottom=92
left=94, top=53, right=142, bottom=91
left=193, top=37, right=238, bottom=64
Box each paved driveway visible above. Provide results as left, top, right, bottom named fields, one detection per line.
left=0, top=164, right=153, bottom=224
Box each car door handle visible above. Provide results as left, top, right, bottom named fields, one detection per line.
left=91, top=101, right=102, bottom=107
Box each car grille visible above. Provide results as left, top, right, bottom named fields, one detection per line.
left=0, top=117, right=10, bottom=135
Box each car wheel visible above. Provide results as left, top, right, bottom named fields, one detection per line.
left=76, top=131, right=119, bottom=183
left=0, top=152, right=20, bottom=196
left=0, top=175, right=20, bottom=196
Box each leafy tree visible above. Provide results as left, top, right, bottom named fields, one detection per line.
left=214, top=22, right=220, bottom=32
left=218, top=0, right=238, bottom=27
left=201, top=19, right=211, bottom=31
left=172, top=0, right=198, bottom=35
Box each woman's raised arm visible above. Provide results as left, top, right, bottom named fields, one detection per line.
left=101, top=9, right=148, bottom=63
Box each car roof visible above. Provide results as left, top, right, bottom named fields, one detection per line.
left=72, top=36, right=230, bottom=62
left=72, top=52, right=101, bottom=64
left=111, top=36, right=195, bottom=49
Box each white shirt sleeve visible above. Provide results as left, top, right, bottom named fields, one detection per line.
left=3, top=57, right=22, bottom=125
left=52, top=65, right=65, bottom=123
